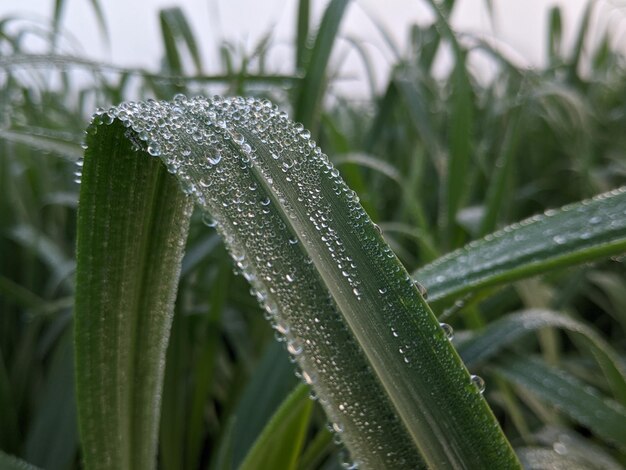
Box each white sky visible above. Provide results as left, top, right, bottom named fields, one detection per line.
left=0, top=0, right=620, bottom=95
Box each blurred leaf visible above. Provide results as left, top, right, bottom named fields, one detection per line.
left=0, top=128, right=82, bottom=161
left=533, top=426, right=623, bottom=470
left=185, top=258, right=230, bottom=469
left=457, top=309, right=626, bottom=405
left=24, top=331, right=77, bottom=470
left=548, top=6, right=563, bottom=66
left=159, top=7, right=203, bottom=75
left=516, top=447, right=612, bottom=470
left=493, top=354, right=626, bottom=448
left=446, top=60, right=473, bottom=243
left=238, top=384, right=313, bottom=470
left=479, top=107, right=522, bottom=235
left=294, top=0, right=350, bottom=131
left=296, top=0, right=310, bottom=70
left=229, top=341, right=298, bottom=468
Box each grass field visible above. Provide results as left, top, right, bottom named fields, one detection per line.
left=1, top=1, right=626, bottom=469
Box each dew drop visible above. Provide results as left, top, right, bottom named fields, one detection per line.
left=208, top=153, right=222, bottom=165
left=439, top=322, right=454, bottom=340
left=552, top=234, right=566, bottom=245
left=147, top=141, right=161, bottom=156
left=287, top=339, right=303, bottom=356
left=471, top=374, right=486, bottom=393
left=414, top=281, right=428, bottom=299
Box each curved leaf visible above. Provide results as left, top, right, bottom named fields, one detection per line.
left=76, top=96, right=520, bottom=469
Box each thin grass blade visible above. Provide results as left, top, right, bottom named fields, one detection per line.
left=294, top=0, right=350, bottom=130
left=414, top=188, right=626, bottom=305
left=238, top=384, right=313, bottom=470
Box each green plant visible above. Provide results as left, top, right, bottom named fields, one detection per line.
left=3, top=0, right=626, bottom=469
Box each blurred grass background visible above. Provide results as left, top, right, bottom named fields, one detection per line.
left=1, top=0, right=626, bottom=468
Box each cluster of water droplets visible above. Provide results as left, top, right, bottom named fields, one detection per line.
left=84, top=95, right=493, bottom=468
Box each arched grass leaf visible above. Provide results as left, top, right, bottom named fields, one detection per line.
left=75, top=96, right=521, bottom=469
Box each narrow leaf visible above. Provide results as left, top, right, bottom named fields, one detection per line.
left=493, top=355, right=626, bottom=448
left=238, top=384, right=313, bottom=470
left=294, top=0, right=350, bottom=130
left=415, top=188, right=626, bottom=304
left=75, top=120, right=193, bottom=470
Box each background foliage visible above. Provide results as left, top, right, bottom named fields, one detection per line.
left=1, top=0, right=626, bottom=468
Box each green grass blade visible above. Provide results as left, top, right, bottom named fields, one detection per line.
left=547, top=6, right=563, bottom=66
left=82, top=96, right=520, bottom=469
left=159, top=7, right=203, bottom=74
left=74, top=120, right=193, bottom=470
left=415, top=188, right=626, bottom=304
left=294, top=0, right=350, bottom=130
left=532, top=427, right=623, bottom=470
left=185, top=258, right=229, bottom=469
left=446, top=61, right=473, bottom=244
left=492, top=354, right=626, bottom=448
left=0, top=128, right=83, bottom=161
left=229, top=341, right=298, bottom=468
left=296, top=0, right=310, bottom=70
left=457, top=309, right=626, bottom=405
left=479, top=107, right=522, bottom=235
left=238, top=384, right=313, bottom=470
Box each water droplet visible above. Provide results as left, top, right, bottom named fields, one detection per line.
left=414, top=281, right=428, bottom=299
left=471, top=374, right=485, bottom=393
left=287, top=339, right=303, bottom=356
left=552, top=234, right=566, bottom=245
left=208, top=153, right=222, bottom=165
left=147, top=141, right=161, bottom=156
left=553, top=442, right=568, bottom=455
left=439, top=323, right=454, bottom=340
